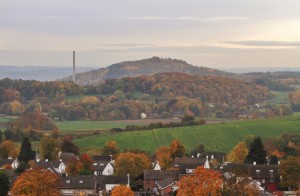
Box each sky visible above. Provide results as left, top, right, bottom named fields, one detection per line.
left=0, top=0, right=300, bottom=69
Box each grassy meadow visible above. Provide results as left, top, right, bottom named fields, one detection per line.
left=268, top=91, right=290, bottom=105
left=74, top=115, right=300, bottom=154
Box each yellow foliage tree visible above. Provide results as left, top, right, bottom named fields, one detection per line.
left=115, top=152, right=151, bottom=178
left=155, top=146, right=173, bottom=169
left=227, top=142, right=248, bottom=164
left=177, top=166, right=223, bottom=196
left=0, top=140, right=19, bottom=158
left=11, top=168, right=60, bottom=196
left=112, top=185, right=134, bottom=196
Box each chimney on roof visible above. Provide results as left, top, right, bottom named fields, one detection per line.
left=253, top=162, right=256, bottom=165
left=72, top=51, right=76, bottom=83
left=197, top=153, right=200, bottom=158
left=45, top=159, right=48, bottom=162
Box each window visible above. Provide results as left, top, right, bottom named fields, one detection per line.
left=79, top=180, right=83, bottom=184
left=66, top=180, right=70, bottom=184
left=261, top=179, right=265, bottom=183
left=147, top=180, right=150, bottom=184
left=97, top=171, right=102, bottom=175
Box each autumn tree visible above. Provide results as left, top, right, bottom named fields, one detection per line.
left=60, top=137, right=79, bottom=155
left=0, top=140, right=19, bottom=158
left=155, top=146, right=173, bottom=169
left=0, top=171, right=9, bottom=196
left=112, top=185, right=134, bottom=196
left=18, top=137, right=35, bottom=163
left=115, top=152, right=151, bottom=178
left=170, top=139, right=186, bottom=159
left=101, top=140, right=120, bottom=157
left=279, top=156, right=300, bottom=190
left=40, top=135, right=59, bottom=160
left=77, top=154, right=93, bottom=175
left=11, top=167, right=60, bottom=196
left=177, top=166, right=223, bottom=196
left=245, top=137, right=267, bottom=164
left=227, top=142, right=248, bottom=164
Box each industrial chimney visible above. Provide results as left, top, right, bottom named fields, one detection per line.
left=72, top=51, right=76, bottom=83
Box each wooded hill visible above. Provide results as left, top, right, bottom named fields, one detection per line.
left=62, top=57, right=234, bottom=86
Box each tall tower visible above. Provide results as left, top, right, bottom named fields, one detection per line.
left=72, top=51, right=76, bottom=83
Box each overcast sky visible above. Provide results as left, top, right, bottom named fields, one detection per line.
left=0, top=0, right=300, bottom=69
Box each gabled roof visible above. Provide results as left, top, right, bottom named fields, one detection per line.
left=175, top=163, right=203, bottom=175
left=93, top=156, right=112, bottom=162
left=59, top=153, right=77, bottom=163
left=59, top=175, right=128, bottom=190
left=0, top=159, right=16, bottom=166
left=172, top=157, right=205, bottom=166
left=246, top=164, right=279, bottom=179
left=35, top=160, right=62, bottom=169
left=144, top=170, right=179, bottom=180
left=93, top=161, right=111, bottom=171
left=157, top=177, right=176, bottom=189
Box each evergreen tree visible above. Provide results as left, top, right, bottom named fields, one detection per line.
left=0, top=171, right=10, bottom=196
left=18, top=137, right=35, bottom=163
left=245, top=137, right=267, bottom=164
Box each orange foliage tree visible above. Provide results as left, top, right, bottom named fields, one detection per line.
left=101, top=140, right=120, bottom=157
left=11, top=167, right=60, bottom=196
left=0, top=140, right=19, bottom=158
left=227, top=142, right=248, bottom=164
left=170, top=139, right=186, bottom=159
left=155, top=146, right=173, bottom=169
left=115, top=152, right=151, bottom=178
left=111, top=185, right=134, bottom=196
left=177, top=166, right=223, bottom=196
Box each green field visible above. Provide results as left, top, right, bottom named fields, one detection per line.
left=268, top=91, right=290, bottom=105
left=74, top=115, right=300, bottom=154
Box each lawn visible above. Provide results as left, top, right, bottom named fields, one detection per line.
left=268, top=91, right=290, bottom=105
left=74, top=115, right=300, bottom=154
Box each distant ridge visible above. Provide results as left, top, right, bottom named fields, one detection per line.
left=61, top=57, right=234, bottom=86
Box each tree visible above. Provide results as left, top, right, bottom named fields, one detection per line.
left=40, top=135, right=59, bottom=161
left=155, top=146, right=173, bottom=169
left=279, top=156, right=300, bottom=190
left=0, top=171, right=9, bottom=196
left=170, top=139, right=186, bottom=159
left=15, top=161, right=29, bottom=175
left=60, top=137, right=79, bottom=155
left=112, top=185, right=134, bottom=196
left=190, top=144, right=205, bottom=156
left=18, top=137, right=35, bottom=163
left=11, top=167, right=60, bottom=196
left=227, top=142, right=248, bottom=164
left=115, top=152, right=151, bottom=178
left=177, top=166, right=223, bottom=196
left=244, top=137, right=266, bottom=164
left=0, top=140, right=19, bottom=159
left=101, top=140, right=120, bottom=157
left=77, top=154, right=93, bottom=175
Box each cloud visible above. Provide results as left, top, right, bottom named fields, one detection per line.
left=112, top=16, right=247, bottom=22
left=224, top=40, right=300, bottom=47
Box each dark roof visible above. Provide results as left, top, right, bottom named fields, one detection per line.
left=144, top=170, right=179, bottom=180
left=172, top=157, right=205, bottom=166
left=93, top=156, right=112, bottom=162
left=93, top=162, right=110, bottom=171
left=176, top=163, right=203, bottom=175
left=59, top=175, right=128, bottom=190
left=157, top=177, right=175, bottom=189
left=35, top=160, right=62, bottom=169
left=246, top=164, right=279, bottom=179
left=59, top=153, right=77, bottom=163
left=0, top=159, right=15, bottom=166
left=59, top=176, right=96, bottom=189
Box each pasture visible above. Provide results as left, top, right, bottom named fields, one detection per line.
left=74, top=115, right=300, bottom=154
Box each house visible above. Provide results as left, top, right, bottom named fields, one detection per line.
left=59, top=175, right=129, bottom=196
left=93, top=161, right=114, bottom=176
left=170, top=156, right=205, bottom=177
left=34, top=159, right=66, bottom=174
left=245, top=164, right=280, bottom=193
left=156, top=177, right=177, bottom=195
left=144, top=170, right=179, bottom=193
left=0, top=157, right=19, bottom=169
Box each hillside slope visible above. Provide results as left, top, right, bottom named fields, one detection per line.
left=62, top=57, right=234, bottom=85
